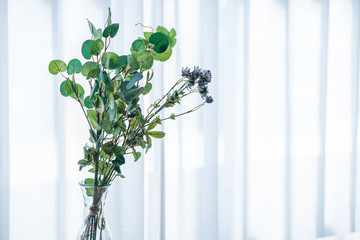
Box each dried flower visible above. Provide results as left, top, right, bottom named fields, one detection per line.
left=205, top=96, right=214, bottom=104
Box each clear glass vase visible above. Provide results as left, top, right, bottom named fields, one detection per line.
left=77, top=182, right=112, bottom=240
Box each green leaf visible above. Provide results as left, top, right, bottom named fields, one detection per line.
left=133, top=151, right=141, bottom=161
left=127, top=55, right=139, bottom=73
left=84, top=96, right=94, bottom=108
left=168, top=28, right=177, bottom=47
left=126, top=72, right=143, bottom=90
left=89, top=129, right=96, bottom=143
left=95, top=96, right=105, bottom=113
left=100, top=71, right=113, bottom=91
left=101, top=52, right=120, bottom=70
left=94, top=29, right=102, bottom=40
left=81, top=40, right=93, bottom=60
left=136, top=52, right=154, bottom=70
left=144, top=32, right=152, bottom=40
left=86, top=68, right=100, bottom=79
left=113, top=154, right=125, bottom=166
left=103, top=23, right=119, bottom=38
left=64, top=79, right=72, bottom=96
left=156, top=26, right=169, bottom=35
left=81, top=61, right=98, bottom=77
left=118, top=55, right=128, bottom=69
left=101, top=141, right=114, bottom=156
left=114, top=146, right=125, bottom=155
left=123, top=87, right=144, bottom=102
left=101, top=120, right=111, bottom=133
left=143, top=83, right=152, bottom=95
left=84, top=178, right=94, bottom=185
left=86, top=188, right=93, bottom=196
left=108, top=93, right=115, bottom=109
left=169, top=28, right=176, bottom=37
left=67, top=59, right=82, bottom=75
left=87, top=109, right=100, bottom=130
left=60, top=80, right=70, bottom=97
left=49, top=60, right=67, bottom=75
left=147, top=122, right=157, bottom=131
left=107, top=8, right=112, bottom=26
left=131, top=39, right=146, bottom=53
left=78, top=159, right=90, bottom=167
left=87, top=19, right=97, bottom=36
left=90, top=80, right=99, bottom=99
left=149, top=32, right=169, bottom=53
left=148, top=131, right=166, bottom=139
left=157, top=46, right=172, bottom=62
left=90, top=39, right=104, bottom=56
left=76, top=83, right=85, bottom=98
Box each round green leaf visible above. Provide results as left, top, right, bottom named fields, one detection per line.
left=103, top=23, right=119, bottom=38
left=131, top=39, right=146, bottom=53
left=87, top=68, right=100, bottom=79
left=136, top=52, right=154, bottom=70
left=157, top=46, right=172, bottom=62
left=90, top=39, right=104, bottom=56
left=49, top=60, right=67, bottom=75
left=81, top=61, right=98, bottom=77
left=81, top=40, right=93, bottom=60
left=67, top=59, right=82, bottom=75
left=60, top=80, right=70, bottom=97
left=149, top=32, right=169, bottom=53
left=85, top=96, right=94, bottom=108
left=101, top=52, right=120, bottom=70
left=127, top=55, right=139, bottom=73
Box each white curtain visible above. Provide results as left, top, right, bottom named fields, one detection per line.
left=1, top=0, right=360, bottom=239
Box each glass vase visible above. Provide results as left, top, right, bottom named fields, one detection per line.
left=77, top=182, right=112, bottom=240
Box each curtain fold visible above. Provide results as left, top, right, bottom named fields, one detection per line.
left=4, top=0, right=360, bottom=239
left=0, top=0, right=9, bottom=239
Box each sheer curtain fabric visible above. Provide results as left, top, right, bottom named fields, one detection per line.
left=1, top=0, right=360, bottom=239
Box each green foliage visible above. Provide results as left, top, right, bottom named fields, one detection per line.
left=89, top=39, right=104, bottom=56
left=131, top=39, right=146, bottom=54
left=81, top=61, right=98, bottom=78
left=137, top=52, right=154, bottom=70
left=103, top=23, right=119, bottom=38
left=49, top=9, right=211, bottom=187
left=148, top=131, right=166, bottom=139
left=67, top=59, right=82, bottom=75
left=49, top=60, right=67, bottom=75
left=101, top=52, right=120, bottom=70
left=81, top=40, right=93, bottom=60
left=149, top=32, right=169, bottom=53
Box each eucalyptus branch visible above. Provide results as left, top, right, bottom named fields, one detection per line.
left=49, top=12, right=213, bottom=188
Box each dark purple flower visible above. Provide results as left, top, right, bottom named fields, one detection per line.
left=181, top=67, right=191, bottom=78
left=198, top=85, right=208, bottom=98
left=200, top=70, right=212, bottom=83
left=205, top=96, right=214, bottom=103
left=191, top=67, right=202, bottom=79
